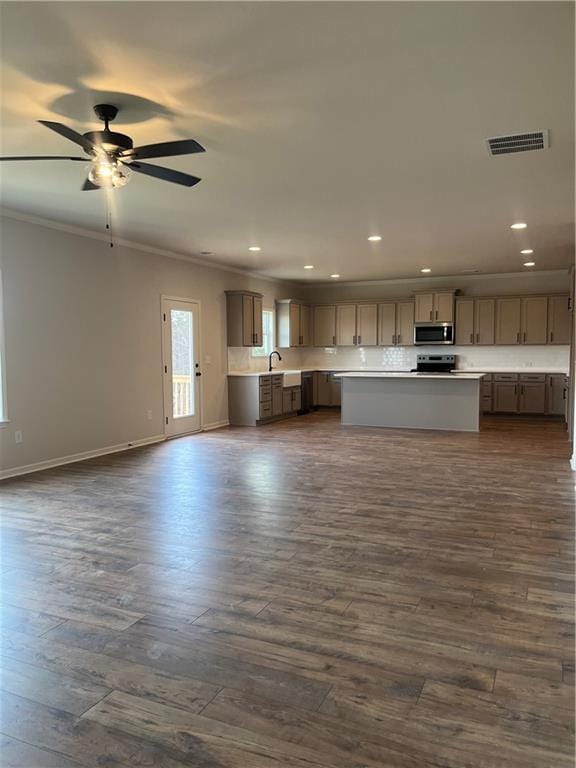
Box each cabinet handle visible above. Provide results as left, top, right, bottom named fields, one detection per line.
left=392, top=334, right=396, bottom=345
left=435, top=310, right=438, bottom=320
left=523, top=332, right=526, bottom=343
left=358, top=335, right=362, bottom=345
left=397, top=334, right=401, bottom=344
left=353, top=335, right=357, bottom=345
left=550, top=331, right=554, bottom=343
left=470, top=333, right=474, bottom=343
left=516, top=332, right=520, bottom=344
left=476, top=333, right=480, bottom=343
left=332, top=335, right=336, bottom=345
left=430, top=310, right=433, bottom=321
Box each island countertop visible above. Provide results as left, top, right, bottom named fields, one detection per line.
left=334, top=371, right=484, bottom=380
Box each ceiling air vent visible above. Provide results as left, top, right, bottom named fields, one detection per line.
left=486, top=130, right=549, bottom=156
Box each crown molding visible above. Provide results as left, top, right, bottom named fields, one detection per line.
left=0, top=207, right=295, bottom=287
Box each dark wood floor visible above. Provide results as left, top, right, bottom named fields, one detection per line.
left=0, top=412, right=574, bottom=768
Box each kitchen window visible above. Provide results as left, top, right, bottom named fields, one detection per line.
left=252, top=309, right=274, bottom=357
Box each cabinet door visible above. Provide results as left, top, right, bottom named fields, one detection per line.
left=336, top=304, right=357, bottom=346
left=396, top=302, right=414, bottom=346
left=356, top=304, right=378, bottom=346
left=434, top=292, right=454, bottom=322
left=283, top=389, right=294, bottom=413
left=519, top=382, right=546, bottom=414
left=521, top=297, right=548, bottom=345
left=252, top=295, right=263, bottom=347
left=300, top=305, right=310, bottom=346
left=415, top=293, right=434, bottom=323
left=496, top=298, right=521, bottom=345
left=313, top=306, right=336, bottom=346
left=315, top=373, right=332, bottom=406
left=329, top=374, right=341, bottom=406
left=548, top=296, right=571, bottom=344
left=272, top=387, right=283, bottom=416
left=292, top=388, right=302, bottom=411
left=378, top=303, right=396, bottom=346
left=493, top=382, right=518, bottom=412
left=475, top=299, right=495, bottom=345
left=242, top=294, right=255, bottom=346
left=547, top=375, right=567, bottom=416
left=289, top=303, right=301, bottom=347
left=455, top=299, right=475, bottom=345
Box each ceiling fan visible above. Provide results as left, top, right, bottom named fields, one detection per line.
left=0, top=104, right=205, bottom=190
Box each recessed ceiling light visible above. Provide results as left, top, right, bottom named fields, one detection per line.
left=248, top=246, right=261, bottom=252
left=420, top=268, right=432, bottom=273
left=304, top=265, right=315, bottom=270
left=510, top=222, right=527, bottom=230
left=523, top=261, right=535, bottom=267
left=368, top=235, right=382, bottom=242
left=330, top=274, right=340, bottom=279
left=520, top=249, right=534, bottom=255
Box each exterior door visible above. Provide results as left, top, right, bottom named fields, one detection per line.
left=162, top=298, right=202, bottom=437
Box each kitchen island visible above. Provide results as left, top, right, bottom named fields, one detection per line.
left=335, top=372, right=484, bottom=432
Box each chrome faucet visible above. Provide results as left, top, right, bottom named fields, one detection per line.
left=268, top=350, right=282, bottom=372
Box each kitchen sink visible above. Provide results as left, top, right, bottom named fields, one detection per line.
left=281, top=370, right=302, bottom=387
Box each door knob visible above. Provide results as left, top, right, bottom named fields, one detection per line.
left=195, top=372, right=202, bottom=377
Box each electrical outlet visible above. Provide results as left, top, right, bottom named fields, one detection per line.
left=147, top=410, right=153, bottom=420
left=14, top=430, right=23, bottom=444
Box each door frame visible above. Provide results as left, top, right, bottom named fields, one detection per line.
left=161, top=295, right=204, bottom=438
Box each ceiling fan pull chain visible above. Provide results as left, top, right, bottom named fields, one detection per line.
left=105, top=205, right=114, bottom=249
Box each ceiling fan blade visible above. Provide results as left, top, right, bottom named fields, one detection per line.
left=0, top=156, right=87, bottom=161
left=81, top=178, right=100, bottom=191
left=38, top=120, right=95, bottom=153
left=121, top=139, right=205, bottom=161
left=123, top=161, right=201, bottom=187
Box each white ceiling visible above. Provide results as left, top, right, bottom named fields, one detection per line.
left=0, top=2, right=573, bottom=282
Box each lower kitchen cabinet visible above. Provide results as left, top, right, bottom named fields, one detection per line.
left=518, top=378, right=546, bottom=414
left=229, top=375, right=299, bottom=425
left=493, top=380, right=519, bottom=413
left=547, top=374, right=568, bottom=416
left=314, top=372, right=341, bottom=407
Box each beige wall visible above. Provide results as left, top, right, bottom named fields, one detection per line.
left=0, top=215, right=299, bottom=473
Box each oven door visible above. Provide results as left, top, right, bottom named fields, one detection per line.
left=414, top=323, right=454, bottom=345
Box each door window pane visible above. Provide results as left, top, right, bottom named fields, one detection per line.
left=171, top=309, right=195, bottom=418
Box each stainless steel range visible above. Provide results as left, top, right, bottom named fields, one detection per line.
left=411, top=354, right=457, bottom=373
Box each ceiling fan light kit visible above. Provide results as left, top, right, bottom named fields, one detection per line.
left=0, top=104, right=205, bottom=191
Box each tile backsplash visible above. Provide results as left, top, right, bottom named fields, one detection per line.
left=229, top=344, right=570, bottom=372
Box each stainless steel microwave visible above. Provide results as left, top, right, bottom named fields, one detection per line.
left=414, top=322, right=454, bottom=345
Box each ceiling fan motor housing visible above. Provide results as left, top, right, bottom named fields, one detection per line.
left=83, top=130, right=133, bottom=153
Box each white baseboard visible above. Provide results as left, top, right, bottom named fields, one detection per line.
left=202, top=420, right=230, bottom=432
left=0, top=434, right=166, bottom=481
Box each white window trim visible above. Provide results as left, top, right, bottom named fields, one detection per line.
left=252, top=308, right=275, bottom=357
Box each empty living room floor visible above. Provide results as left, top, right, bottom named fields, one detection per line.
left=0, top=412, right=574, bottom=768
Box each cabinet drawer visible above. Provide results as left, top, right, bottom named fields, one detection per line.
left=259, top=403, right=272, bottom=419
left=481, top=395, right=493, bottom=413
left=481, top=374, right=493, bottom=382
left=259, top=376, right=271, bottom=387
left=494, top=373, right=518, bottom=382
left=259, top=387, right=272, bottom=402
left=481, top=381, right=492, bottom=396
left=519, top=373, right=546, bottom=383
left=271, top=375, right=283, bottom=388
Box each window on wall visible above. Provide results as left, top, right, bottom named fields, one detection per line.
left=252, top=309, right=274, bottom=357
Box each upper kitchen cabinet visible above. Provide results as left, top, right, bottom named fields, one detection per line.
left=455, top=298, right=495, bottom=345
left=336, top=304, right=357, bottom=346
left=414, top=291, right=455, bottom=323
left=276, top=300, right=311, bottom=348
left=356, top=304, right=378, bottom=346
left=495, top=296, right=550, bottom=345
left=548, top=295, right=571, bottom=344
left=313, top=305, right=337, bottom=346
left=226, top=290, right=263, bottom=347
left=378, top=301, right=414, bottom=346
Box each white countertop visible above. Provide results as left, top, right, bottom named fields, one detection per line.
left=334, top=372, right=484, bottom=380
left=228, top=366, right=568, bottom=377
